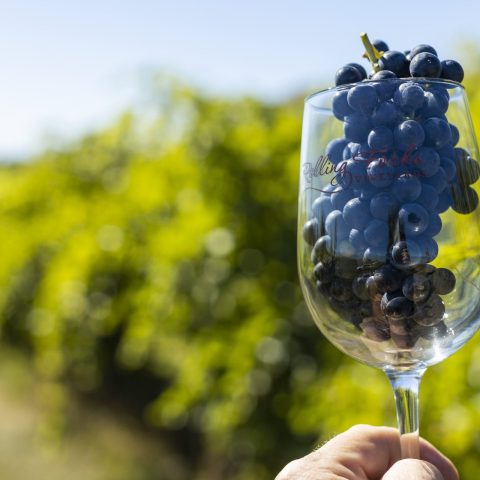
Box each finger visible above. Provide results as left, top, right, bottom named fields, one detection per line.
left=383, top=459, right=444, bottom=480
left=420, top=438, right=459, bottom=480
left=317, top=425, right=402, bottom=478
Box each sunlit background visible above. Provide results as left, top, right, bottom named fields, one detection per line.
left=2, top=1, right=480, bottom=478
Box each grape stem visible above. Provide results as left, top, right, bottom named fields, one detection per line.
left=361, top=32, right=381, bottom=73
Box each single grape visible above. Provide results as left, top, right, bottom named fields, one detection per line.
left=402, top=274, right=432, bottom=303
left=373, top=265, right=404, bottom=293
left=454, top=148, right=480, bottom=186
left=312, top=195, right=334, bottom=220
left=391, top=240, right=422, bottom=267
left=368, top=127, right=394, bottom=151
left=347, top=62, right=368, bottom=79
left=335, top=65, right=363, bottom=86
left=393, top=82, right=425, bottom=113
left=332, top=90, right=354, bottom=120
left=372, top=39, right=389, bottom=52
left=311, top=235, right=333, bottom=264
left=378, top=51, right=410, bottom=77
left=325, top=210, right=349, bottom=240
left=347, top=84, right=378, bottom=114
left=371, top=101, right=401, bottom=127
left=370, top=191, right=399, bottom=221
left=352, top=273, right=372, bottom=300
left=420, top=88, right=449, bottom=118
left=344, top=113, right=372, bottom=143
left=449, top=123, right=460, bottom=146
left=440, top=60, right=464, bottom=83
left=423, top=213, right=442, bottom=237
left=393, top=173, right=422, bottom=202
left=409, top=44, right=438, bottom=58
left=349, top=228, right=368, bottom=253
left=364, top=219, right=389, bottom=248
left=410, top=52, right=442, bottom=78
left=412, top=294, right=445, bottom=326
left=430, top=268, right=456, bottom=295
left=394, top=120, right=425, bottom=151
left=436, top=188, right=452, bottom=213
left=423, top=117, right=452, bottom=149
left=314, top=262, right=335, bottom=284
left=398, top=203, right=429, bottom=236
left=331, top=187, right=355, bottom=210
left=441, top=158, right=457, bottom=183
left=423, top=167, right=447, bottom=193
left=383, top=295, right=414, bottom=320
left=326, top=138, right=350, bottom=165
left=413, top=146, right=440, bottom=177
left=370, top=70, right=399, bottom=100
left=417, top=184, right=439, bottom=212
left=450, top=184, right=479, bottom=214
left=303, top=218, right=321, bottom=246
left=343, top=198, right=371, bottom=230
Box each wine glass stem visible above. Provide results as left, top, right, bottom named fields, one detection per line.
left=386, top=369, right=425, bottom=459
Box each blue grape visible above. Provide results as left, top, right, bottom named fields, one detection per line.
left=436, top=188, right=452, bottom=213
left=370, top=70, right=398, bottom=100
left=378, top=51, right=409, bottom=77
left=454, top=148, right=480, bottom=186
left=331, top=186, right=355, bottom=210
left=440, top=60, right=464, bottom=83
left=344, top=113, right=372, bottom=143
left=335, top=65, right=363, bottom=86
left=363, top=246, right=388, bottom=264
left=449, top=123, right=460, bottom=146
left=325, top=210, right=349, bottom=239
left=393, top=82, right=425, bottom=113
left=437, top=144, right=455, bottom=160
left=364, top=219, right=389, bottom=247
left=332, top=90, right=354, bottom=120
left=423, top=117, right=452, bottom=149
left=441, top=157, right=456, bottom=182
left=370, top=192, right=399, bottom=221
left=349, top=228, right=368, bottom=251
left=326, top=138, right=349, bottom=165
left=413, top=146, right=440, bottom=177
left=312, top=195, right=334, bottom=220
left=410, top=52, right=442, bottom=78
left=338, top=159, right=368, bottom=189
left=372, top=39, right=389, bottom=52
left=347, top=84, right=378, bottom=114
left=420, top=90, right=449, bottom=117
left=450, top=184, right=479, bottom=214
left=371, top=101, right=401, bottom=127
left=393, top=173, right=422, bottom=202
left=394, top=120, right=425, bottom=150
left=368, top=127, right=394, bottom=150
left=423, top=167, right=447, bottom=193
left=343, top=198, right=371, bottom=229
left=424, top=213, right=442, bottom=237
left=346, top=63, right=367, bottom=79
left=391, top=239, right=423, bottom=267
left=409, top=44, right=438, bottom=58
left=417, top=235, right=439, bottom=262
left=398, top=203, right=429, bottom=236
left=367, top=158, right=395, bottom=188
left=416, top=184, right=439, bottom=211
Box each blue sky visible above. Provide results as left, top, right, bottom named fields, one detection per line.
left=2, top=0, right=480, bottom=158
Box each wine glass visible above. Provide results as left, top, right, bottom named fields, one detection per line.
left=298, top=78, right=480, bottom=458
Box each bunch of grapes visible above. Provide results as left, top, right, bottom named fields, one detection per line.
left=303, top=36, right=480, bottom=348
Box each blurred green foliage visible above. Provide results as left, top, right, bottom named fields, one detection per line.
left=2, top=72, right=480, bottom=479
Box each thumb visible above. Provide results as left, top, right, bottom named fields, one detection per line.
left=383, top=459, right=444, bottom=480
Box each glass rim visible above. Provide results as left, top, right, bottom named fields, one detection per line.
left=305, top=77, right=464, bottom=104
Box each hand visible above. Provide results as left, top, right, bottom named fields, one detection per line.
left=275, top=424, right=458, bottom=480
